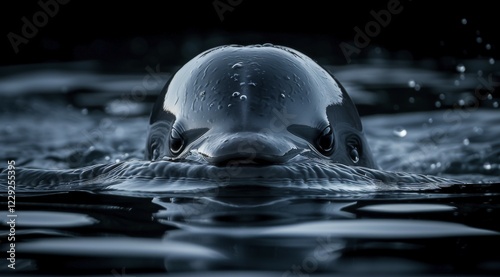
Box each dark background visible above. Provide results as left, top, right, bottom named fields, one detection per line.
left=1, top=0, right=498, bottom=68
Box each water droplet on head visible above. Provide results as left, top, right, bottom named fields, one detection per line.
left=461, top=18, right=467, bottom=25
left=232, top=91, right=240, bottom=97
left=456, top=64, right=466, bottom=73
left=231, top=62, right=243, bottom=69
left=393, top=127, right=407, bottom=138
left=240, top=95, right=247, bottom=101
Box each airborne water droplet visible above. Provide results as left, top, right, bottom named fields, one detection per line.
left=461, top=18, right=467, bottom=25
left=476, top=37, right=483, bottom=44
left=280, top=93, right=286, bottom=98
left=486, top=44, right=492, bottom=50
left=483, top=162, right=492, bottom=170
left=463, top=138, right=470, bottom=146
left=240, top=95, right=247, bottom=101
left=493, top=101, right=499, bottom=108
left=489, top=58, right=495, bottom=65
left=456, top=64, right=466, bottom=73
left=232, top=91, right=241, bottom=97
left=408, top=80, right=416, bottom=88
left=393, top=127, right=407, bottom=138
left=435, top=101, right=442, bottom=108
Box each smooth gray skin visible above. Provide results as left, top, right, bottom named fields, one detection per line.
left=146, top=44, right=377, bottom=168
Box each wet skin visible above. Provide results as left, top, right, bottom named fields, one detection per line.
left=146, top=44, right=377, bottom=168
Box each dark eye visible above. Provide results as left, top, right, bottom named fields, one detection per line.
left=170, top=128, right=184, bottom=155
left=347, top=136, right=361, bottom=164
left=316, top=125, right=334, bottom=154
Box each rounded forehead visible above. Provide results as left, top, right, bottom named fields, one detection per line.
left=162, top=45, right=343, bottom=127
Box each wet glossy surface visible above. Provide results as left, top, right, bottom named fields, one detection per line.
left=1, top=58, right=500, bottom=276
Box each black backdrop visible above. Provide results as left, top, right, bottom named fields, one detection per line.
left=1, top=0, right=498, bottom=67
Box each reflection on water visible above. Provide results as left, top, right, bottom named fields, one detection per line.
left=1, top=59, right=500, bottom=276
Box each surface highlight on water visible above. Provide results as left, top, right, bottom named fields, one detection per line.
left=1, top=60, right=500, bottom=276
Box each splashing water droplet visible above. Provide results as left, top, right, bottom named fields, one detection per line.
left=461, top=18, right=467, bottom=25
left=473, top=126, right=484, bottom=135
left=463, top=138, right=470, bottom=146
left=199, top=91, right=206, bottom=97
left=458, top=99, right=465, bottom=106
left=240, top=95, right=247, bottom=101
left=231, top=62, right=243, bottom=69
left=393, top=127, right=407, bottom=138
left=408, top=80, right=415, bottom=88
left=105, top=156, right=110, bottom=161
left=489, top=58, right=495, bottom=65
left=456, top=64, right=466, bottom=73
left=232, top=91, right=241, bottom=97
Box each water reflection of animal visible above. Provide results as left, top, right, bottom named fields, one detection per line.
left=147, top=44, right=377, bottom=168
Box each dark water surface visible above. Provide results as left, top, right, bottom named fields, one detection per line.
left=1, top=58, right=500, bottom=276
